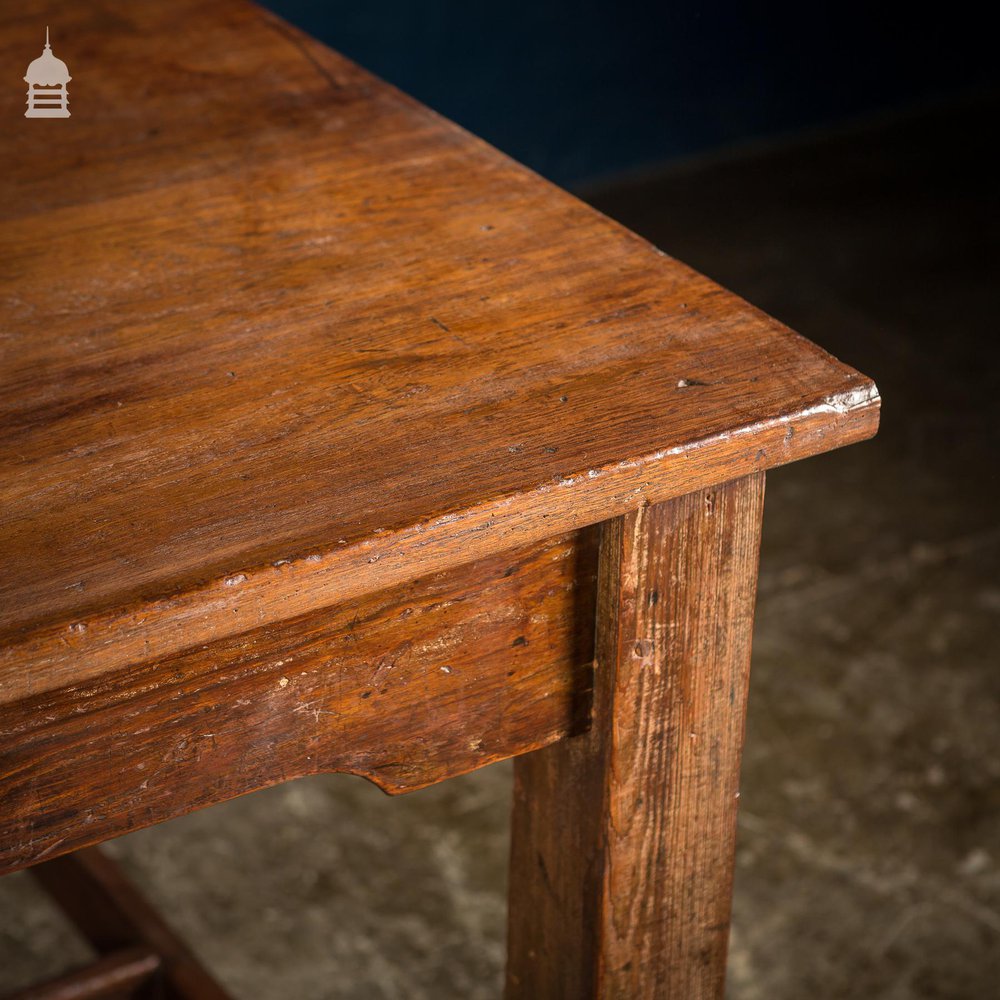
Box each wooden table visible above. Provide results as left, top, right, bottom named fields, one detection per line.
left=0, top=2, right=879, bottom=996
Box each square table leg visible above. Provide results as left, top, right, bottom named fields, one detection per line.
left=507, top=473, right=765, bottom=998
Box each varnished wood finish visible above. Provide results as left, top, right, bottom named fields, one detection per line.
left=507, top=475, right=765, bottom=999
left=5, top=947, right=161, bottom=1000
left=0, top=1, right=877, bottom=704
left=30, top=847, right=232, bottom=999
left=0, top=531, right=596, bottom=875
left=2, top=1, right=879, bottom=992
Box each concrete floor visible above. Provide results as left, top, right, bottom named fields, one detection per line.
left=2, top=96, right=998, bottom=998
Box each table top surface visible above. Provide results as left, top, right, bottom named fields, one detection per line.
left=0, top=0, right=878, bottom=701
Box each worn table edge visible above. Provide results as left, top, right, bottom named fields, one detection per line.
left=0, top=382, right=878, bottom=705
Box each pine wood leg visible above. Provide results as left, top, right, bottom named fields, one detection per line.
left=506, top=474, right=765, bottom=999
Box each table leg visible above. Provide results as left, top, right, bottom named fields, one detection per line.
left=506, top=474, right=765, bottom=999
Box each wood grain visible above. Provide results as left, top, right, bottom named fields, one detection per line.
left=507, top=475, right=764, bottom=999
left=0, top=529, right=597, bottom=875
left=0, top=0, right=878, bottom=702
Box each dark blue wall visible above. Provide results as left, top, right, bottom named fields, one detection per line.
left=265, top=1, right=996, bottom=186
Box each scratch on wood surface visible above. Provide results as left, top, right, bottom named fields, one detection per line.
left=0, top=528, right=594, bottom=874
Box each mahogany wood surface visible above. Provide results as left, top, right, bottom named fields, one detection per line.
left=507, top=476, right=764, bottom=999
left=1, top=4, right=879, bottom=990
left=0, top=530, right=596, bottom=874
left=0, top=0, right=878, bottom=705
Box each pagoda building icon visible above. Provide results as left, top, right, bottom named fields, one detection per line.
left=24, top=28, right=71, bottom=118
